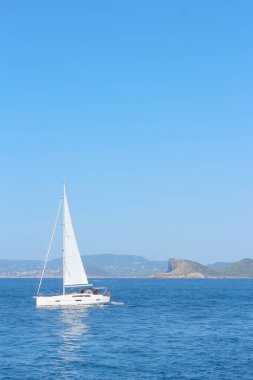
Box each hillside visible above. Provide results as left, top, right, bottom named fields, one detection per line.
left=0, top=259, right=43, bottom=277
left=86, top=254, right=166, bottom=276
left=0, top=254, right=167, bottom=277
left=220, top=259, right=253, bottom=277
left=47, top=254, right=168, bottom=276
left=156, top=258, right=219, bottom=278
left=207, top=262, right=233, bottom=271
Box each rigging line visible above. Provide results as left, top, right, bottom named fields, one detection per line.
left=36, top=197, right=63, bottom=296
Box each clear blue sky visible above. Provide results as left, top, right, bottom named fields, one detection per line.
left=0, top=1, right=252, bottom=263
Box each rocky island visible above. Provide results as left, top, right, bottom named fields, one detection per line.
left=154, top=258, right=253, bottom=278
left=154, top=258, right=220, bottom=278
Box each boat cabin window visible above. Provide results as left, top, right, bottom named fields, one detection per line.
left=80, top=288, right=98, bottom=295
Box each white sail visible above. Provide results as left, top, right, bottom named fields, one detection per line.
left=63, top=188, right=88, bottom=287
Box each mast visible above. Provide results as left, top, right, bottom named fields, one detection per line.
left=62, top=184, right=66, bottom=295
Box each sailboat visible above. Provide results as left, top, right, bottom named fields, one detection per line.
left=35, top=185, right=111, bottom=307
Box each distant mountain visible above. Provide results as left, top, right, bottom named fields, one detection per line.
left=207, top=262, right=233, bottom=271
left=156, top=258, right=219, bottom=278
left=49, top=254, right=167, bottom=277
left=0, top=259, right=43, bottom=276
left=220, top=259, right=253, bottom=277
left=1, top=256, right=253, bottom=278
left=0, top=254, right=168, bottom=277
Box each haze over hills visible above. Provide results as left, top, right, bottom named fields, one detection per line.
left=219, top=259, right=253, bottom=277
left=0, top=260, right=43, bottom=274
left=1, top=255, right=253, bottom=278
left=0, top=254, right=167, bottom=277
left=206, top=262, right=233, bottom=271
left=49, top=254, right=167, bottom=277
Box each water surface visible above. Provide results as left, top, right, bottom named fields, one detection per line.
left=0, top=278, right=253, bottom=379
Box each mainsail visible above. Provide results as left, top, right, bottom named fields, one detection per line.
left=63, top=187, right=88, bottom=287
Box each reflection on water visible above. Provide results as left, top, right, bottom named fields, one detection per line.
left=59, top=307, right=89, bottom=339
left=57, top=307, right=91, bottom=366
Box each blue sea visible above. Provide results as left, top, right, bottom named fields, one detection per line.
left=0, top=278, right=253, bottom=379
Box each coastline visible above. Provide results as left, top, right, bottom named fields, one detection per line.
left=1, top=275, right=253, bottom=279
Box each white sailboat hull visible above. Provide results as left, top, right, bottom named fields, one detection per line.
left=35, top=293, right=111, bottom=307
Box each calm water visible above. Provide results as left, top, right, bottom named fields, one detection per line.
left=0, top=278, right=253, bottom=379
